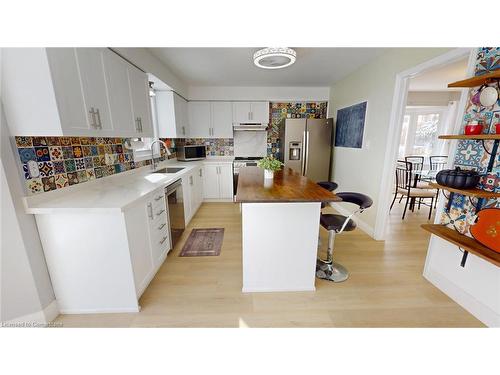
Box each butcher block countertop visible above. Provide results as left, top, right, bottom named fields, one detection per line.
left=235, top=166, right=340, bottom=203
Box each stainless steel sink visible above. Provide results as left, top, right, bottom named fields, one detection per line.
left=153, top=167, right=185, bottom=174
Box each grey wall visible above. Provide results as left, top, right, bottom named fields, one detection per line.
left=0, top=105, right=56, bottom=322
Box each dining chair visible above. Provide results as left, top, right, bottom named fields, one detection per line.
left=429, top=155, right=448, bottom=171
left=390, top=160, right=436, bottom=220
left=429, top=155, right=448, bottom=207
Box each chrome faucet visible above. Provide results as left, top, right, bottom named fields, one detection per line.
left=150, top=139, right=171, bottom=170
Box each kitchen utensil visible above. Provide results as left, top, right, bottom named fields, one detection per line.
left=470, top=208, right=500, bottom=252
left=479, top=86, right=499, bottom=107
left=436, top=167, right=480, bottom=189
left=464, top=122, right=484, bottom=135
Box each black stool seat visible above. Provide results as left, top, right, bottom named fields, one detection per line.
left=320, top=214, right=356, bottom=232
left=318, top=181, right=338, bottom=192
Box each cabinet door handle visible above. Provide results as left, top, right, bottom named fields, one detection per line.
left=189, top=176, right=193, bottom=185
left=154, top=195, right=163, bottom=201
left=158, top=223, right=166, bottom=230
left=160, top=236, right=168, bottom=245
left=95, top=108, right=103, bottom=129
left=199, top=169, right=202, bottom=177
left=135, top=117, right=140, bottom=132
left=139, top=118, right=143, bottom=132
left=182, top=126, right=185, bottom=135
left=248, top=111, right=251, bottom=121
left=89, top=108, right=96, bottom=128
left=156, top=209, right=165, bottom=216
left=147, top=203, right=153, bottom=219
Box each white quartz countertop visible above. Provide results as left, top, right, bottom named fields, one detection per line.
left=23, top=157, right=234, bottom=214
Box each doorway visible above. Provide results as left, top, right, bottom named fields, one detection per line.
left=374, top=48, right=476, bottom=240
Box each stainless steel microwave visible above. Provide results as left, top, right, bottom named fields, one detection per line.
left=177, top=145, right=206, bottom=161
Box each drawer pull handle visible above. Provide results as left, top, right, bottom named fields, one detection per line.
left=158, top=223, right=166, bottom=230
left=147, top=203, right=153, bottom=219
left=154, top=195, right=163, bottom=201
left=160, top=236, right=168, bottom=245
left=156, top=209, right=165, bottom=216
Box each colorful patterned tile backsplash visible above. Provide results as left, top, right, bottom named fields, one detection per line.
left=15, top=136, right=158, bottom=195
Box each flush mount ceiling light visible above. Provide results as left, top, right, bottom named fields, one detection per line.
left=253, top=47, right=296, bottom=69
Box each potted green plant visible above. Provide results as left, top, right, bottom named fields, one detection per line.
left=257, top=155, right=283, bottom=179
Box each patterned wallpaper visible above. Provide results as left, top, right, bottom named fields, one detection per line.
left=15, top=136, right=173, bottom=195
left=440, top=47, right=500, bottom=235
left=267, top=102, right=328, bottom=157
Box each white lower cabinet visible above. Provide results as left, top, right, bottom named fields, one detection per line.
left=34, top=186, right=169, bottom=314
left=182, top=166, right=204, bottom=224
left=203, top=163, right=233, bottom=200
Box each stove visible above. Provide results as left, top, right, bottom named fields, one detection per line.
left=233, top=156, right=264, bottom=194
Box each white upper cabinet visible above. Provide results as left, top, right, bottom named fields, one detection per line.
left=102, top=49, right=135, bottom=136
left=232, top=102, right=252, bottom=124
left=188, top=102, right=211, bottom=138
left=211, top=102, right=233, bottom=138
left=46, top=48, right=90, bottom=134
left=232, top=102, right=269, bottom=124
left=127, top=64, right=153, bottom=137
left=187, top=101, right=233, bottom=138
left=156, top=91, right=189, bottom=138
left=75, top=48, right=113, bottom=133
left=249, top=102, right=270, bottom=124
left=3, top=47, right=154, bottom=137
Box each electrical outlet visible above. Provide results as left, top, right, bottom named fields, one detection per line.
left=105, top=153, right=113, bottom=165
left=27, top=160, right=40, bottom=178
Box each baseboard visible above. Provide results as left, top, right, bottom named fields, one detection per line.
left=242, top=286, right=316, bottom=293
left=423, top=267, right=500, bottom=327
left=330, top=203, right=375, bottom=238
left=58, top=307, right=140, bottom=314
left=2, top=299, right=59, bottom=326
left=203, top=198, right=234, bottom=203
left=43, top=300, right=59, bottom=322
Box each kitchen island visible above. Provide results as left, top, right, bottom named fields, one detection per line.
left=235, top=166, right=340, bottom=292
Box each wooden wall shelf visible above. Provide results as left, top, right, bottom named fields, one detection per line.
left=421, top=224, right=500, bottom=267
left=429, top=183, right=500, bottom=199
left=448, top=70, right=500, bottom=88
left=438, top=134, right=500, bottom=140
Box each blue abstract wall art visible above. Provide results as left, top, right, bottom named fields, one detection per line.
left=334, top=101, right=367, bottom=149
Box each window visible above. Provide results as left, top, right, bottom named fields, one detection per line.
left=398, top=106, right=449, bottom=161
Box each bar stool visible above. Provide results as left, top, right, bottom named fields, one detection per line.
left=316, top=192, right=373, bottom=282
left=317, top=181, right=338, bottom=209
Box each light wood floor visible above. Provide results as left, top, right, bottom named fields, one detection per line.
left=54, top=201, right=484, bottom=327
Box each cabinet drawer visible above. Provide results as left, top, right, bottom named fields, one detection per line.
left=153, top=226, right=170, bottom=248
left=152, top=207, right=167, bottom=225
left=151, top=193, right=165, bottom=207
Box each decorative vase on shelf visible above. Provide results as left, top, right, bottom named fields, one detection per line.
left=264, top=169, right=274, bottom=179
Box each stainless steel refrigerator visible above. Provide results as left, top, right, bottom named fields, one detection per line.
left=279, top=118, right=333, bottom=182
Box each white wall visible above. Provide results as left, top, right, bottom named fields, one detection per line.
left=112, top=48, right=188, bottom=98
left=328, top=48, right=451, bottom=235
left=187, top=86, right=329, bottom=101
left=0, top=105, right=57, bottom=323
left=406, top=90, right=461, bottom=106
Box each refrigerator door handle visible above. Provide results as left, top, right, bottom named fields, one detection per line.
left=304, top=130, right=310, bottom=176
left=301, top=130, right=307, bottom=176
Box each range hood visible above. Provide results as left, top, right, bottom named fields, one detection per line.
left=233, top=123, right=268, bottom=131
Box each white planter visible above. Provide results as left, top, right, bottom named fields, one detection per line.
left=264, top=169, right=274, bottom=179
